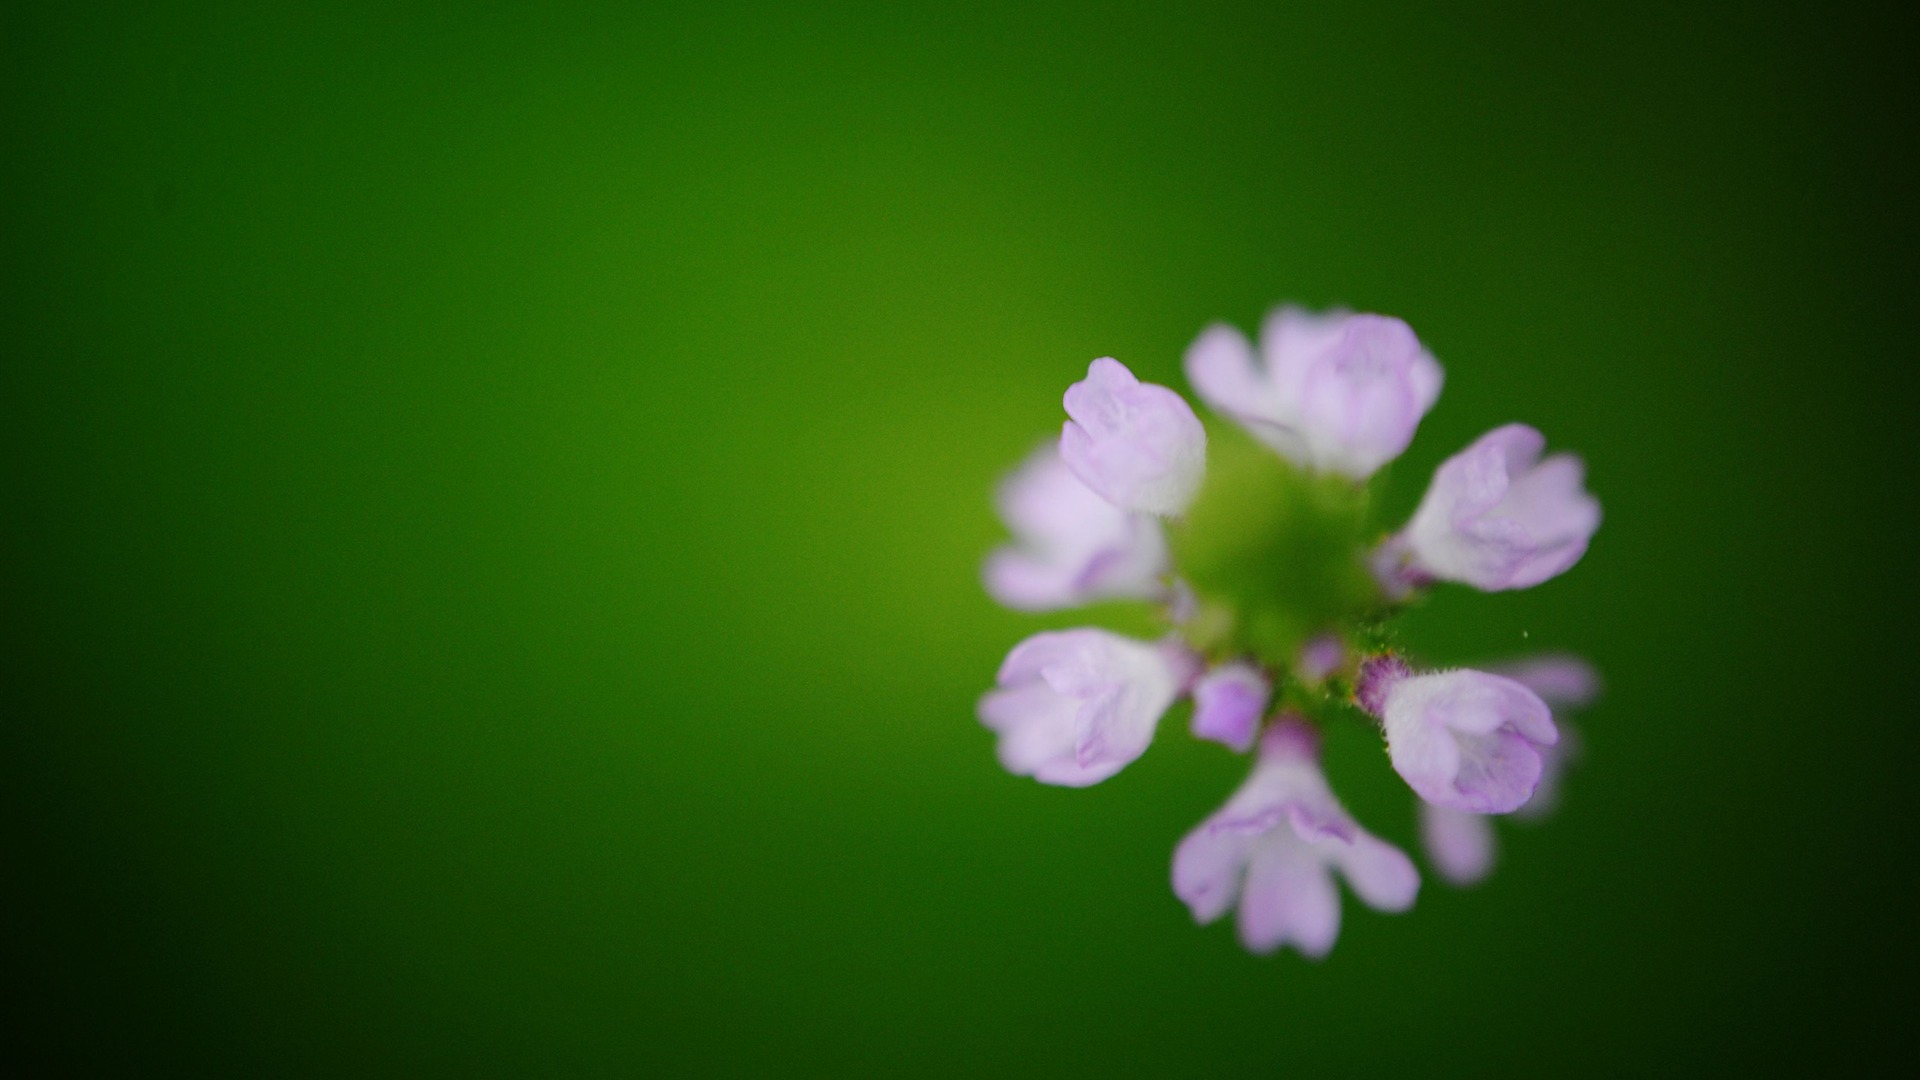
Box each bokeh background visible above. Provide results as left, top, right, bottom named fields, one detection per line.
left=6, top=1, right=1916, bottom=1075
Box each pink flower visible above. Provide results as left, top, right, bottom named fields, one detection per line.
left=1357, top=658, right=1559, bottom=815
left=1184, top=308, right=1441, bottom=480
left=1060, top=358, right=1207, bottom=516
left=1417, top=654, right=1599, bottom=884
left=978, top=629, right=1198, bottom=787
left=983, top=444, right=1169, bottom=612
left=1172, top=718, right=1419, bottom=957
left=1387, top=424, right=1601, bottom=592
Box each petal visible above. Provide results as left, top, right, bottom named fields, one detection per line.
left=994, top=630, right=1081, bottom=686
left=1189, top=662, right=1271, bottom=753
left=978, top=682, right=1076, bottom=776
left=982, top=548, right=1079, bottom=612
left=1172, top=821, right=1254, bottom=925
left=1259, top=305, right=1349, bottom=394
left=1060, top=359, right=1207, bottom=516
left=1500, top=454, right=1601, bottom=588
left=1408, top=347, right=1444, bottom=416
left=1183, top=323, right=1265, bottom=419
left=1381, top=684, right=1463, bottom=805
left=1515, top=721, right=1583, bottom=821
left=1450, top=727, right=1547, bottom=813
left=1237, top=834, right=1341, bottom=958
left=1047, top=635, right=1182, bottom=779
left=1334, top=833, right=1421, bottom=911
left=1420, top=802, right=1497, bottom=886
left=1495, top=654, right=1601, bottom=709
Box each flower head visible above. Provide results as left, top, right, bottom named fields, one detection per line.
left=983, top=444, right=1170, bottom=612
left=1061, top=358, right=1207, bottom=516
left=1359, top=659, right=1559, bottom=814
left=979, top=307, right=1603, bottom=956
left=978, top=629, right=1197, bottom=787
left=1184, top=308, right=1441, bottom=480
left=1390, top=424, right=1601, bottom=592
left=1173, top=718, right=1419, bottom=957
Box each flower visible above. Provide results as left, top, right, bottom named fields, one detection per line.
left=978, top=629, right=1198, bottom=787
left=1061, top=357, right=1207, bottom=516
left=1387, top=423, right=1601, bottom=592
left=1172, top=718, right=1419, bottom=957
left=1417, top=653, right=1600, bottom=884
left=983, top=444, right=1170, bottom=612
left=1357, top=658, right=1559, bottom=815
left=1189, top=661, right=1271, bottom=752
left=1184, top=307, right=1442, bottom=480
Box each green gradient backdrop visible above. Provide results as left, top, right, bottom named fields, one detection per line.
left=5, top=2, right=1916, bottom=1075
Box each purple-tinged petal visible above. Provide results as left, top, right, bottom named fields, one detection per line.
left=1515, top=721, right=1583, bottom=821
left=1482, top=654, right=1596, bottom=819
left=1172, top=826, right=1255, bottom=925
left=1190, top=661, right=1271, bottom=752
left=1238, top=837, right=1341, bottom=958
left=1420, top=802, right=1497, bottom=886
left=1184, top=323, right=1266, bottom=420
left=1495, top=653, right=1601, bottom=709
left=984, top=444, right=1170, bottom=612
left=1259, top=306, right=1352, bottom=395
left=1333, top=835, right=1421, bottom=911
left=1061, top=358, right=1207, bottom=516
left=1374, top=668, right=1558, bottom=814
left=978, top=629, right=1186, bottom=787
left=1397, top=424, right=1601, bottom=591
left=1294, top=315, right=1444, bottom=479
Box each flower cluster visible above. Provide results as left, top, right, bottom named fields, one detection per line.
left=979, top=307, right=1602, bottom=957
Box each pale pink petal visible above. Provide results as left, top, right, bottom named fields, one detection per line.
left=1060, top=358, right=1206, bottom=516
left=1189, top=661, right=1271, bottom=752
left=1237, top=836, right=1341, bottom=958
left=1420, top=802, right=1497, bottom=886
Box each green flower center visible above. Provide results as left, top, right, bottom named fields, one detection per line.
left=1171, top=424, right=1391, bottom=669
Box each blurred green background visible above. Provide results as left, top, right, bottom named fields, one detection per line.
left=5, top=1, right=1916, bottom=1074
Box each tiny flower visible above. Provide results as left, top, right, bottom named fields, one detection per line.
left=1389, top=424, right=1601, bottom=592
left=1061, top=358, right=1207, bottom=516
left=983, top=444, right=1170, bottom=612
left=1295, top=634, right=1347, bottom=684
left=1357, top=658, right=1558, bottom=815
left=1189, top=662, right=1271, bottom=752
left=1417, top=653, right=1599, bottom=884
left=978, top=629, right=1199, bottom=787
left=1173, top=718, right=1419, bottom=957
left=1184, top=308, right=1442, bottom=480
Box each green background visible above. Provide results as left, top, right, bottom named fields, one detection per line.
left=6, top=2, right=1915, bottom=1074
